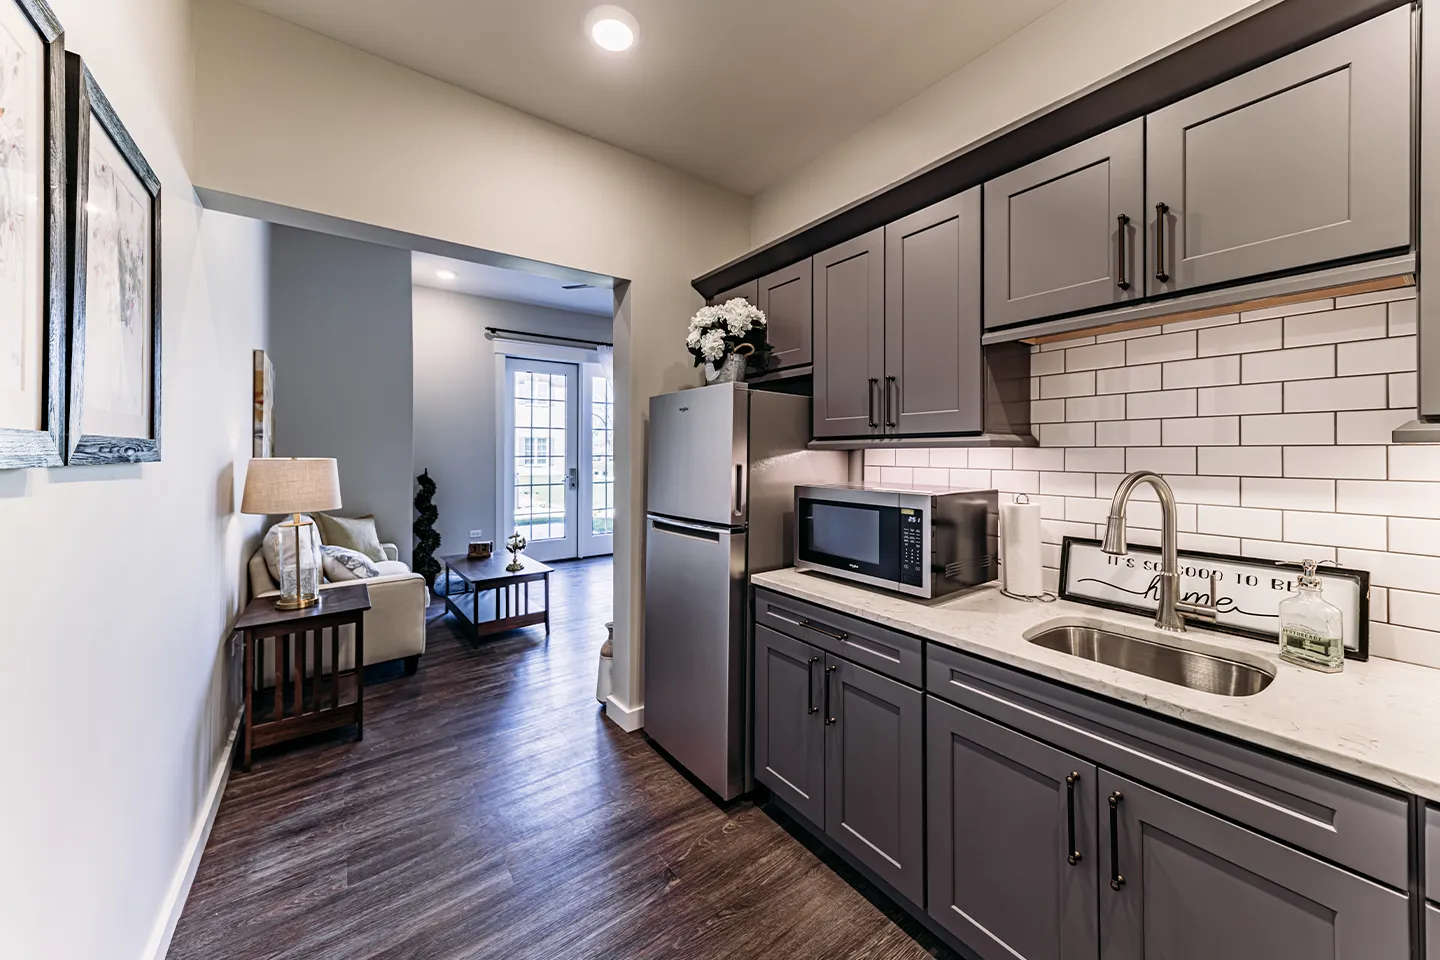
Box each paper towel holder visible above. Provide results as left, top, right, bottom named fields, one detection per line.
left=1001, top=494, right=1057, bottom=604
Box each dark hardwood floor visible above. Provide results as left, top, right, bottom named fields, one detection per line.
left=169, top=557, right=954, bottom=960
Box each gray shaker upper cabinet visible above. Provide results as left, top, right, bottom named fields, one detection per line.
left=885, top=188, right=984, bottom=435
left=1146, top=7, right=1411, bottom=297
left=984, top=119, right=1144, bottom=329
left=813, top=229, right=885, bottom=439
left=708, top=280, right=758, bottom=307
left=1098, top=770, right=1410, bottom=960
left=757, top=261, right=813, bottom=372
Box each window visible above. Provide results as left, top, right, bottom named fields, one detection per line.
left=591, top=375, right=614, bottom=536
left=513, top=370, right=569, bottom=541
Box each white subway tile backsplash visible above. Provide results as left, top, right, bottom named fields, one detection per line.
left=1283, top=375, right=1387, bottom=413
left=1336, top=336, right=1415, bottom=376
left=1387, top=517, right=1440, bottom=556
left=1031, top=398, right=1066, bottom=423
left=1065, top=341, right=1127, bottom=372
left=1064, top=498, right=1109, bottom=524
left=1337, top=408, right=1414, bottom=445
left=948, top=468, right=991, bottom=488
left=863, top=466, right=881, bottom=483
left=1198, top=505, right=1282, bottom=540
left=1067, top=394, right=1126, bottom=422
left=1371, top=587, right=1389, bottom=623
left=1283, top=303, right=1387, bottom=347
left=1126, top=446, right=1197, bottom=475
left=1040, top=371, right=1096, bottom=399
left=1040, top=471, right=1095, bottom=498
left=1241, top=344, right=1334, bottom=383
left=1066, top=447, right=1126, bottom=473
left=1385, top=590, right=1440, bottom=632
left=1282, top=511, right=1387, bottom=550
left=1042, top=519, right=1097, bottom=544
left=1283, top=445, right=1387, bottom=480
left=1038, top=422, right=1095, bottom=447
left=969, top=448, right=1013, bottom=470
left=928, top=449, right=970, bottom=468
left=1388, top=445, right=1440, bottom=482
left=1242, top=539, right=1336, bottom=564
left=1035, top=495, right=1066, bottom=520
left=1198, top=318, right=1282, bottom=357
left=991, top=470, right=1040, bottom=494
left=1241, top=477, right=1334, bottom=511
left=1197, top=446, right=1282, bottom=477
left=879, top=466, right=913, bottom=484
left=1125, top=499, right=1197, bottom=532
left=1163, top=417, right=1239, bottom=446
left=1389, top=299, right=1417, bottom=337
left=894, top=449, right=930, bottom=467
left=1197, top=383, right=1283, bottom=417
left=1240, top=297, right=1332, bottom=322
left=1337, top=549, right=1440, bottom=594
left=1096, top=419, right=1160, bottom=447
left=1013, top=448, right=1065, bottom=472
left=1390, top=372, right=1418, bottom=408
left=1126, top=331, right=1196, bottom=365
left=1241, top=412, right=1334, bottom=446
left=1164, top=313, right=1239, bottom=334
left=1165, top=475, right=1240, bottom=506
left=912, top=467, right=950, bottom=485
left=1177, top=532, right=1243, bottom=554
left=1163, top=355, right=1240, bottom=389
left=866, top=449, right=896, bottom=466
left=1369, top=623, right=1440, bottom=671
left=1126, top=389, right=1196, bottom=420
left=1096, top=364, right=1162, bottom=395
left=1032, top=350, right=1066, bottom=376
left=1338, top=480, right=1440, bottom=519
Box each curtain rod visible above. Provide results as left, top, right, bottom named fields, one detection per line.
left=485, top=327, right=613, bottom=348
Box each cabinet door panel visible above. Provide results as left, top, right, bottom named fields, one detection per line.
left=757, top=261, right=812, bottom=371
left=813, top=229, right=885, bottom=438
left=985, top=119, right=1144, bottom=328
left=753, top=625, right=825, bottom=826
left=884, top=188, right=983, bottom=435
left=709, top=280, right=758, bottom=307
left=1099, top=771, right=1409, bottom=960
left=927, top=697, right=1099, bottom=960
left=824, top=655, right=924, bottom=906
left=1146, top=7, right=1411, bottom=295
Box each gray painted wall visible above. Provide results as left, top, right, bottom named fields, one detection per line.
left=268, top=225, right=415, bottom=561
left=412, top=285, right=613, bottom=557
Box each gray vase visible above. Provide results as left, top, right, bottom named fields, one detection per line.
left=709, top=353, right=747, bottom=384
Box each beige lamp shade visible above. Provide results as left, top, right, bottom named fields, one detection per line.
left=241, top=458, right=343, bottom=515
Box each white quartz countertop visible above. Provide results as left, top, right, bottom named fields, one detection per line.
left=752, top=567, right=1440, bottom=802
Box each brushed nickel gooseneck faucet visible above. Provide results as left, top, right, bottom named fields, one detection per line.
left=1102, top=470, right=1218, bottom=633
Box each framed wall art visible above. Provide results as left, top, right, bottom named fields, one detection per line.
left=64, top=52, right=161, bottom=465
left=252, top=348, right=273, bottom=457
left=0, top=0, right=65, bottom=469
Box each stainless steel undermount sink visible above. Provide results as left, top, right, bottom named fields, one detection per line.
left=1026, top=621, right=1275, bottom=697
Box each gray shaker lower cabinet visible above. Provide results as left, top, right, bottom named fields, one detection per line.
left=754, top=626, right=825, bottom=826
left=824, top=655, right=925, bottom=907
left=1098, top=770, right=1410, bottom=960
left=926, top=697, right=1099, bottom=960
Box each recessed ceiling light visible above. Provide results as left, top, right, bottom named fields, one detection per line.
left=435, top=269, right=457, bottom=281
left=586, top=6, right=637, bottom=52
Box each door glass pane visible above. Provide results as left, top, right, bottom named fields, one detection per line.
left=591, top=375, right=614, bottom=536
left=513, top=369, right=569, bottom=542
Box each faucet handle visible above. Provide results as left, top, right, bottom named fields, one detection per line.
left=1177, top=570, right=1220, bottom=623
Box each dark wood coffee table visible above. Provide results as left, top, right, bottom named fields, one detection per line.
left=441, top=553, right=552, bottom=642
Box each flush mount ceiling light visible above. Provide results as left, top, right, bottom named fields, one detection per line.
left=435, top=269, right=457, bottom=281
left=585, top=5, right=638, bottom=52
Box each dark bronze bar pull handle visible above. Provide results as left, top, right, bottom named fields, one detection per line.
left=885, top=375, right=897, bottom=428
left=806, top=656, right=820, bottom=714
left=1109, top=791, right=1125, bottom=890
left=800, top=617, right=849, bottom=643
left=1154, top=203, right=1170, bottom=283
left=824, top=664, right=837, bottom=725
left=1066, top=772, right=1082, bottom=865
left=1116, top=214, right=1131, bottom=290
left=867, top=378, right=879, bottom=428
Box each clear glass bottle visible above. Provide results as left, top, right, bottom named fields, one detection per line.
left=1277, top=560, right=1344, bottom=673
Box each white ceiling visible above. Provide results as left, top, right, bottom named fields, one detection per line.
left=233, top=0, right=1068, bottom=195
left=413, top=252, right=614, bottom=316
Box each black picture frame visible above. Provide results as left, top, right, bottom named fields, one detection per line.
left=1058, top=537, right=1371, bottom=661
left=0, top=0, right=66, bottom=469
left=64, top=52, right=162, bottom=465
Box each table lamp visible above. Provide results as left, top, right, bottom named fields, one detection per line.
left=241, top=457, right=343, bottom=610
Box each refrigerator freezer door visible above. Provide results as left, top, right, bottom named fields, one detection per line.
left=643, top=515, right=748, bottom=800
left=647, top=384, right=748, bottom=527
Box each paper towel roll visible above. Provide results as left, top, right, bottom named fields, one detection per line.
left=1002, top=497, right=1044, bottom=598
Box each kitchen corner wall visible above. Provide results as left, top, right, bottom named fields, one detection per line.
left=865, top=288, right=1438, bottom=668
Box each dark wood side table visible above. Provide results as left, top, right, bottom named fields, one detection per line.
left=235, top=583, right=372, bottom=771
left=441, top=553, right=552, bottom=643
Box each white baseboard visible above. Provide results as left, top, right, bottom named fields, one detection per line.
left=605, top=695, right=644, bottom=732
left=142, top=709, right=242, bottom=960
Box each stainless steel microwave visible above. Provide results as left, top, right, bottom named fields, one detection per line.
left=794, top=483, right=999, bottom=599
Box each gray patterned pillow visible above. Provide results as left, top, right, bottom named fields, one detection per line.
left=321, top=545, right=380, bottom=582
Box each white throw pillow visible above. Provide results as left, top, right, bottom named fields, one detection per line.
left=321, top=545, right=380, bottom=582
left=262, top=516, right=323, bottom=583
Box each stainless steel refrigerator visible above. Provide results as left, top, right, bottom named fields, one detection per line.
left=644, top=382, right=848, bottom=800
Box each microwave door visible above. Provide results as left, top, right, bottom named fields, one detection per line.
left=797, top=498, right=901, bottom=587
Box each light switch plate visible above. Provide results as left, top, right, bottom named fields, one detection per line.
left=470, top=529, right=485, bottom=540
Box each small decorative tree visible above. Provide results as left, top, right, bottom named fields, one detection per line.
left=413, top=470, right=441, bottom=588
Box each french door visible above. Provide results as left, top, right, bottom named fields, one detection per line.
left=502, top=358, right=615, bottom=562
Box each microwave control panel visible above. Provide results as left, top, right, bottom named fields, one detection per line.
left=900, top=509, right=924, bottom=586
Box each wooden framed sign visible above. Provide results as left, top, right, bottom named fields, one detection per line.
left=1059, top=537, right=1370, bottom=661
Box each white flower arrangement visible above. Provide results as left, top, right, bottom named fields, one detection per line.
left=686, top=298, right=770, bottom=369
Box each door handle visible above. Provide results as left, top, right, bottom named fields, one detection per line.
left=884, top=376, right=897, bottom=428
left=1066, top=772, right=1082, bottom=865
left=867, top=378, right=879, bottom=428
left=806, top=656, right=820, bottom=714
left=1115, top=214, right=1130, bottom=290
left=1108, top=791, right=1125, bottom=890
left=734, top=464, right=745, bottom=517
left=800, top=617, right=848, bottom=643
left=1154, top=202, right=1170, bottom=283
left=567, top=467, right=578, bottom=490
left=824, top=664, right=837, bottom=725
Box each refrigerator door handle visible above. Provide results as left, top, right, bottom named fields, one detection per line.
left=649, top=516, right=724, bottom=541
left=733, top=464, right=746, bottom=518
